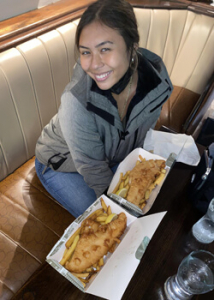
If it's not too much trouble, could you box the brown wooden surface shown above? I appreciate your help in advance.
[12,161,214,300]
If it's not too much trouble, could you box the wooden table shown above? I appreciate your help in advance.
[13,161,214,300]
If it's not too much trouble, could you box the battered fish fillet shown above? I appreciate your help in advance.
[126,159,165,206]
[65,212,127,273]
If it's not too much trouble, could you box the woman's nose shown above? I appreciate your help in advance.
[90,53,103,70]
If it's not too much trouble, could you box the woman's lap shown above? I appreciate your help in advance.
[35,158,97,217]
[35,158,118,218]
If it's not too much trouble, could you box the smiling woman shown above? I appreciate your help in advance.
[34,0,173,218]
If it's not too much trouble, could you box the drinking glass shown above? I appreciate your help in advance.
[164,250,214,300]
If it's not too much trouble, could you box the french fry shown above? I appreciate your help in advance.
[101,197,108,212]
[87,273,97,282]
[98,257,104,266]
[139,155,145,162]
[119,181,124,189]
[145,190,151,200]
[74,277,86,287]
[122,171,130,180]
[85,208,104,221]
[93,262,98,268]
[124,176,129,186]
[65,227,81,249]
[112,172,123,194]
[95,209,105,217]
[140,202,146,209]
[96,215,107,222]
[97,213,108,217]
[85,267,93,272]
[62,247,68,258]
[107,205,112,215]
[148,183,155,191]
[154,173,165,186]
[124,184,130,190]
[139,198,146,204]
[79,278,89,284]
[60,235,79,266]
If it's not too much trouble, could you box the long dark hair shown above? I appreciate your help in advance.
[75,0,139,54]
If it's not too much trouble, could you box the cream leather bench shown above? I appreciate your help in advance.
[0,5,213,299]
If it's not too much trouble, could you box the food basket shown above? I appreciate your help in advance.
[107,148,176,217]
[46,194,166,300]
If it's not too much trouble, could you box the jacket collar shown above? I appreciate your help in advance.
[71,48,171,132]
[90,49,162,103]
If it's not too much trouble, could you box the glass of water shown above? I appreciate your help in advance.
[164,250,214,300]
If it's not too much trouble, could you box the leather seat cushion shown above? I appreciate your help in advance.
[0,157,75,299]
[155,85,200,132]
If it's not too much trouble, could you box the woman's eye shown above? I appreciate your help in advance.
[101,48,110,53]
[80,51,90,56]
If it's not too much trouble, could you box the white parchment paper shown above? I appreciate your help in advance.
[143,129,200,166]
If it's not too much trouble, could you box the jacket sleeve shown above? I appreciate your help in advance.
[58,91,113,197]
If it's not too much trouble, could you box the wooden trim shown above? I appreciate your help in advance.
[129,0,188,9]
[129,0,214,16]
[0,9,84,52]
[0,0,96,52]
[0,0,213,52]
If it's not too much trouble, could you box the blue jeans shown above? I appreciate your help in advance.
[35,158,118,218]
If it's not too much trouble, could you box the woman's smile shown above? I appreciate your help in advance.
[79,21,130,90]
[94,71,112,82]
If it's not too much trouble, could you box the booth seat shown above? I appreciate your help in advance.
[0,4,213,299]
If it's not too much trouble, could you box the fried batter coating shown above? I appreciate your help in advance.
[126,159,165,206]
[65,213,127,273]
[80,219,100,234]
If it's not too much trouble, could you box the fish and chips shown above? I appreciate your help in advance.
[59,155,166,287]
[113,156,166,210]
[60,198,127,287]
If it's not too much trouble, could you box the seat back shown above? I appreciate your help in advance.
[0,21,78,181]
[0,8,213,181]
[135,8,214,133]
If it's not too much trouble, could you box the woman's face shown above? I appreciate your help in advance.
[79,21,130,90]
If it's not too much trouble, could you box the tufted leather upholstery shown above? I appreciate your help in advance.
[0,6,213,299]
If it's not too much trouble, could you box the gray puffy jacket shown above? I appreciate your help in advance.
[35,48,173,197]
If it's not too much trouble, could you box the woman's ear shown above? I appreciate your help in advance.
[130,43,138,60]
[134,43,139,51]
[130,46,138,70]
